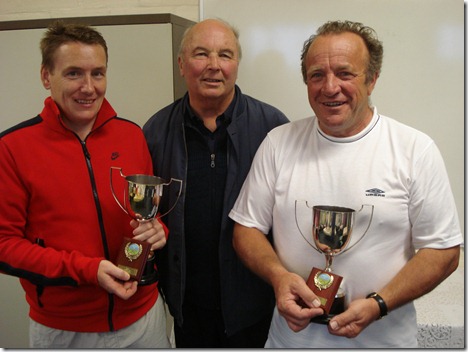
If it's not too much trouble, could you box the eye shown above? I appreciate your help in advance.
[65,70,81,79]
[219,51,234,60]
[193,51,208,58]
[308,72,324,82]
[92,70,106,78]
[336,71,356,80]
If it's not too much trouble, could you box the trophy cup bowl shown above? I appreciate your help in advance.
[313,205,354,271]
[110,167,182,285]
[121,174,164,221]
[295,202,373,324]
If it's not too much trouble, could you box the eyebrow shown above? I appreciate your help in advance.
[191,46,236,56]
[309,62,354,71]
[63,65,107,71]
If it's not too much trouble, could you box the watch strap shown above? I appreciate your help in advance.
[366,292,388,319]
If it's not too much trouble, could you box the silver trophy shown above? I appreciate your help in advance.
[295,202,373,324]
[110,167,182,285]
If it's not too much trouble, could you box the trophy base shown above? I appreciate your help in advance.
[306,267,343,314]
[116,237,151,282]
[138,254,159,286]
[310,292,345,325]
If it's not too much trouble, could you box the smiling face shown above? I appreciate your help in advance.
[40,42,107,139]
[304,32,378,137]
[178,19,240,111]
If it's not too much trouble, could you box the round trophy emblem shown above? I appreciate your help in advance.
[314,271,334,291]
[125,242,143,262]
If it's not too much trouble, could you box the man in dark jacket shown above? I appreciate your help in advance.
[143,18,289,348]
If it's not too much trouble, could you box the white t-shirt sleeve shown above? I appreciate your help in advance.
[229,135,277,235]
[409,141,463,249]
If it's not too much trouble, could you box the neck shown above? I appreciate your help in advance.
[189,92,234,132]
[60,116,94,141]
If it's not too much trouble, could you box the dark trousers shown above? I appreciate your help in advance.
[174,302,272,348]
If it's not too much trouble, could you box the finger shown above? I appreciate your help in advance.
[135,225,165,244]
[115,280,138,300]
[129,219,140,229]
[150,236,167,251]
[284,314,313,332]
[132,221,151,236]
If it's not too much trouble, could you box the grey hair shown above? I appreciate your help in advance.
[178,18,242,60]
[300,20,383,84]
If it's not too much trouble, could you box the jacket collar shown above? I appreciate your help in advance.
[40,96,117,136]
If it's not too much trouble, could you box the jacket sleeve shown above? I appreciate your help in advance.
[0,139,101,287]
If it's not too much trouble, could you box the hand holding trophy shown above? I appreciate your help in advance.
[295,202,374,324]
[110,167,182,285]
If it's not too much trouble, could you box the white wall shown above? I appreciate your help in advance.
[202,0,464,236]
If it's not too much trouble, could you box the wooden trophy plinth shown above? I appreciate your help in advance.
[115,237,151,282]
[306,267,344,324]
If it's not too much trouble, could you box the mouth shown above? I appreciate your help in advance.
[203,78,223,84]
[322,101,345,107]
[76,99,95,105]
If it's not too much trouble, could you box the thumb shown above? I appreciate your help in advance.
[107,263,131,281]
[295,279,322,309]
[329,308,354,331]
[115,268,131,281]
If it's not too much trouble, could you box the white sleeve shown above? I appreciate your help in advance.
[229,135,277,235]
[410,141,463,249]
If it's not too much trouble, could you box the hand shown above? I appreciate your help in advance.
[97,260,138,300]
[273,271,324,332]
[130,218,167,252]
[328,297,380,338]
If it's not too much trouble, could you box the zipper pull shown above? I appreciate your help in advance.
[210,154,215,168]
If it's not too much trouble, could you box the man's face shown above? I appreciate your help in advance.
[40,42,107,137]
[304,32,377,137]
[178,20,239,106]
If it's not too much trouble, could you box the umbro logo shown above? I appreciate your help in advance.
[111,152,120,160]
[365,188,385,197]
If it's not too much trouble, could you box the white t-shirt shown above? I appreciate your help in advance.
[229,107,462,348]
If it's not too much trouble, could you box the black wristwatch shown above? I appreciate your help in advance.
[366,292,388,319]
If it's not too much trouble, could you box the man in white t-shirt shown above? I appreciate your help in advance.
[229,20,462,348]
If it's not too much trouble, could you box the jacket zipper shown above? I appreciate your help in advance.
[80,139,115,332]
[210,153,215,168]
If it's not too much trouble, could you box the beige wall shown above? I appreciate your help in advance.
[0,2,199,348]
[203,0,464,238]
[0,0,199,22]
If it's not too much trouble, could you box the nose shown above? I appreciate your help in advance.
[80,74,95,93]
[207,54,220,70]
[321,74,340,96]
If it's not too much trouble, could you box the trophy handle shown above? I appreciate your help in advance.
[110,167,131,217]
[154,178,183,219]
[294,200,321,253]
[341,204,374,254]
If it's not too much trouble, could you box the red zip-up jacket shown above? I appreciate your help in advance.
[0,97,159,332]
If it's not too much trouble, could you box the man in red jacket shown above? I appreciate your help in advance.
[0,21,170,348]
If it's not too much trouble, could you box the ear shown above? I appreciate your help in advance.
[178,56,184,77]
[367,72,379,96]
[40,65,51,90]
